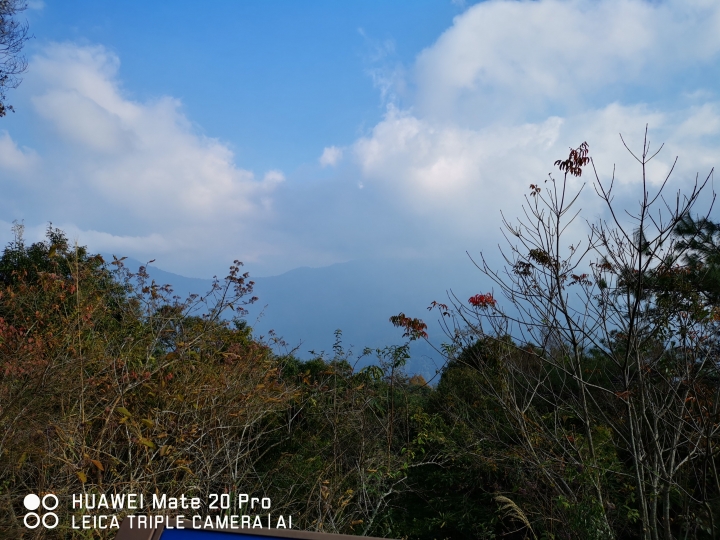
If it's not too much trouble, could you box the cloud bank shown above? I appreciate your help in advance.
[347,0,720,254]
[1,43,284,274]
[3,1,720,278]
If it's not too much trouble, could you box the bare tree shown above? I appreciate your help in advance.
[435,128,719,539]
[0,0,30,116]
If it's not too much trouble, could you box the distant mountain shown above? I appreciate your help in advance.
[100,254,487,381]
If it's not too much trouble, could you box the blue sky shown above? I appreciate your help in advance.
[23,0,462,173]
[2,0,720,280]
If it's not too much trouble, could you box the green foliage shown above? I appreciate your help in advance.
[0,226,293,537]
[0,227,470,539]
[672,213,720,304]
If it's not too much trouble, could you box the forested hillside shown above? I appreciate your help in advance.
[0,223,489,539]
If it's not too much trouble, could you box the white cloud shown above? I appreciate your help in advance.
[352,102,719,254]
[354,106,562,202]
[319,146,343,167]
[4,43,285,275]
[0,132,39,174]
[347,0,720,252]
[57,226,169,255]
[358,29,408,106]
[29,44,281,221]
[414,0,720,124]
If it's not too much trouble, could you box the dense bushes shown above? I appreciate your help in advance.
[0,225,299,538]
[0,227,472,539]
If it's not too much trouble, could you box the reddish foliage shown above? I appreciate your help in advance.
[554,141,590,177]
[427,300,450,317]
[569,273,592,286]
[389,312,428,340]
[468,293,497,309]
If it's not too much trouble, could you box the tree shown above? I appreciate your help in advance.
[0,0,30,116]
[432,129,719,539]
[0,226,290,537]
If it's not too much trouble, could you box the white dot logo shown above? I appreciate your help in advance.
[23,494,40,511]
[23,493,59,529]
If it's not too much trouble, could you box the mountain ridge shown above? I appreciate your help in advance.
[100,253,486,380]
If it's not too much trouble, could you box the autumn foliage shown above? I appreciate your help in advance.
[0,226,454,539]
[468,293,497,309]
[389,312,428,340]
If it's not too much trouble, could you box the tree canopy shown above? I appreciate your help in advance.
[0,0,29,116]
